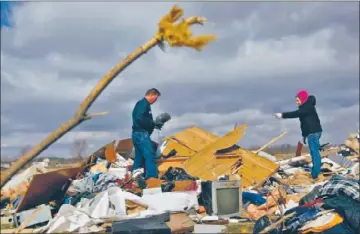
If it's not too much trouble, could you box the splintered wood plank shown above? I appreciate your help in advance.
[183,124,247,177]
[236,148,279,188]
[161,126,219,157]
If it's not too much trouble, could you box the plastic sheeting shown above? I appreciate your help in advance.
[142,191,199,212]
[36,187,198,233]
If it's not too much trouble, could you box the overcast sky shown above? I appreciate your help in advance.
[1,2,359,158]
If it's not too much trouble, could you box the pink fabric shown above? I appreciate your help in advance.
[297,90,309,105]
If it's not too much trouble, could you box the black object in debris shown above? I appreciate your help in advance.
[69,192,97,206]
[137,175,147,190]
[215,144,240,154]
[338,150,352,157]
[319,143,330,151]
[219,175,229,180]
[161,181,175,192]
[112,212,171,234]
[154,113,171,129]
[198,181,213,215]
[162,149,177,159]
[160,167,199,181]
[253,215,283,234]
[322,194,360,233]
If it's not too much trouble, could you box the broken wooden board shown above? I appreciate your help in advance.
[158,157,187,173]
[182,124,247,178]
[236,148,279,188]
[160,126,218,157]
[159,124,279,187]
[15,167,82,212]
[166,213,195,233]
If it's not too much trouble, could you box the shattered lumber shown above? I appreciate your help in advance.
[0,5,216,187]
[253,131,288,154]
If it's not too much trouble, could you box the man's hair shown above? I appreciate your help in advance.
[145,88,161,96]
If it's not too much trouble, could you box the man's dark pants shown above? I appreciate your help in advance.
[131,131,158,179]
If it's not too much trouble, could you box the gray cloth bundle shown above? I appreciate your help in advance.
[154,113,171,129]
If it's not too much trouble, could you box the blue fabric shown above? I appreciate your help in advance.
[132,98,155,135]
[307,132,322,179]
[132,131,158,179]
[12,196,23,209]
[322,222,355,234]
[92,173,102,183]
[242,192,266,206]
[284,206,317,216]
[285,207,320,231]
[64,196,72,204]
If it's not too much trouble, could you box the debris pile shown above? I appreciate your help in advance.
[1,125,359,234]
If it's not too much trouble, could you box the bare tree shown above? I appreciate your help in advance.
[72,139,88,162]
[280,144,291,155]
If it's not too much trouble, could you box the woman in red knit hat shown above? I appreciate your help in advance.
[275,90,323,179]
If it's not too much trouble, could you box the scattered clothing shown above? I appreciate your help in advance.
[322,194,360,233]
[160,167,199,181]
[285,207,320,231]
[69,172,119,195]
[253,215,282,234]
[299,212,344,233]
[242,192,266,206]
[301,198,324,208]
[299,185,322,206]
[319,175,359,201]
[321,221,355,234]
[327,153,355,168]
[65,192,97,206]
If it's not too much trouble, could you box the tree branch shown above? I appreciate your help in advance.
[1,5,215,187]
[83,111,109,120]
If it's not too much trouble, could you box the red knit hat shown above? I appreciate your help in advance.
[296,90,309,105]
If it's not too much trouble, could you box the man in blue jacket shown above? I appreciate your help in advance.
[131,88,163,179]
[275,90,323,179]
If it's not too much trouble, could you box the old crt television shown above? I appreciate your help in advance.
[199,180,242,218]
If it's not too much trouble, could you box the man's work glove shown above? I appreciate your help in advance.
[303,137,307,145]
[274,113,283,119]
[154,122,164,130]
[154,113,171,130]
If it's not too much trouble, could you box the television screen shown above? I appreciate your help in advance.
[216,188,240,215]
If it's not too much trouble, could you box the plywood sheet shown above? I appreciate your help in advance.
[161,126,218,157]
[192,157,241,180]
[160,139,197,157]
[236,148,279,188]
[183,124,247,176]
[172,126,218,150]
[158,158,187,174]
[16,167,82,212]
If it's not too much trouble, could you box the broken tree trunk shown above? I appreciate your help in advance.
[1,5,216,187]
